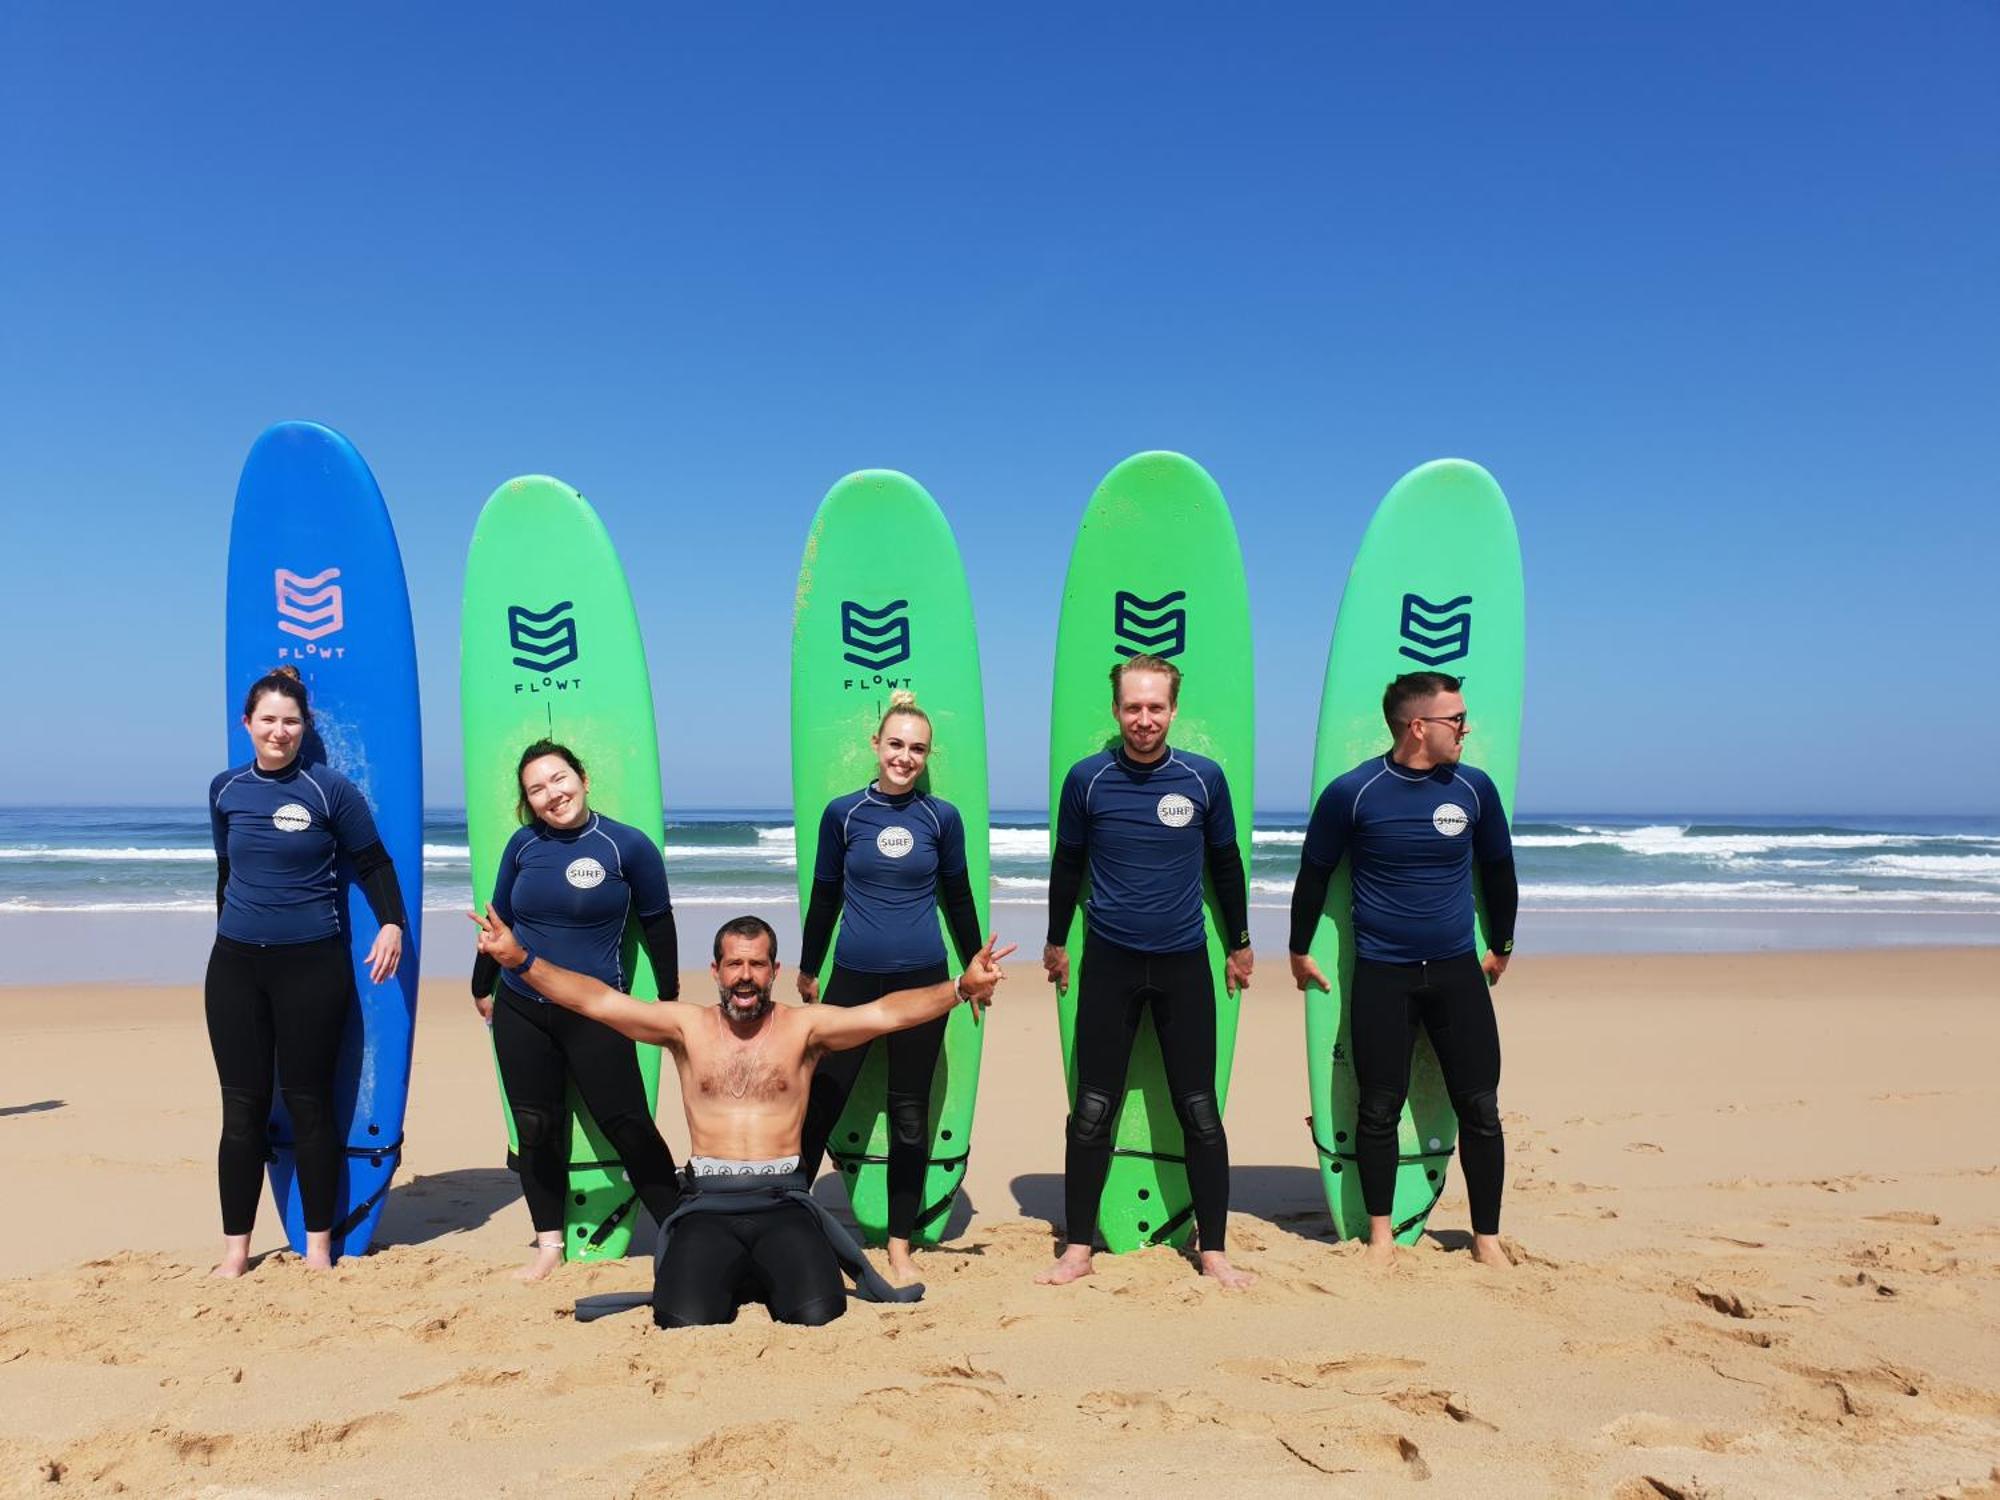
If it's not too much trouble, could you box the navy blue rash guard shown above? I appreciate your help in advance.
[1294,755,1515,964]
[210,760,389,945]
[808,787,968,975]
[1052,746,1241,955]
[491,813,671,1003]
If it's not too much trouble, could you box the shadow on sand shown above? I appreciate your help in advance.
[1009,1162,1337,1241]
[1,1099,65,1118]
[371,1167,523,1249]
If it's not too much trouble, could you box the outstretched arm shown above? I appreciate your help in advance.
[809,937,1017,1053]
[469,906,685,1047]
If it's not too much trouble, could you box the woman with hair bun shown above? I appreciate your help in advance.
[795,689,984,1284]
[472,739,684,1280]
[206,667,407,1276]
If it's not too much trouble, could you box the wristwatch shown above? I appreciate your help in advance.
[505,946,538,977]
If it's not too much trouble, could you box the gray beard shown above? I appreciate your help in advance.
[718,981,773,1023]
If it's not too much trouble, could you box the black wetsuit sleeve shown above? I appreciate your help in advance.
[1046,840,1086,949]
[1479,856,1519,955]
[640,907,681,998]
[350,841,409,930]
[471,951,500,1000]
[799,875,843,978]
[1206,840,1252,953]
[937,865,983,968]
[1289,855,1334,956]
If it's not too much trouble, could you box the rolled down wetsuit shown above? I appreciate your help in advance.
[207,758,408,1238]
[1047,745,1251,1253]
[471,812,684,1237]
[571,1159,925,1328]
[1287,755,1519,1236]
[795,785,983,1238]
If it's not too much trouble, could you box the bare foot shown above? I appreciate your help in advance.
[302,1230,335,1271]
[884,1238,920,1288]
[1035,1245,1094,1286]
[1198,1250,1256,1290]
[514,1239,565,1282]
[211,1235,252,1278]
[1469,1233,1512,1269]
[1364,1235,1398,1268]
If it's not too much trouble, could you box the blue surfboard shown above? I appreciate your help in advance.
[225,422,423,1260]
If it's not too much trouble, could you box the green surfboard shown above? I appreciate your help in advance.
[1304,459,1523,1243]
[790,470,991,1247]
[460,476,666,1262]
[1048,452,1254,1253]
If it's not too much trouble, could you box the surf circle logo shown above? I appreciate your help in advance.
[508,601,583,697]
[274,567,347,661]
[272,803,312,833]
[565,857,607,889]
[1156,793,1195,828]
[1113,589,1187,660]
[876,826,915,859]
[1432,803,1470,837]
[1398,593,1473,666]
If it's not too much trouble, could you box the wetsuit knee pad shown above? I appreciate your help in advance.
[1355,1088,1406,1137]
[1453,1088,1503,1139]
[1067,1087,1118,1147]
[511,1106,558,1153]
[773,1293,846,1328]
[219,1088,270,1144]
[281,1089,332,1137]
[1173,1089,1225,1146]
[886,1093,928,1150]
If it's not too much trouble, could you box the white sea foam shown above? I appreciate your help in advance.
[0,846,215,862]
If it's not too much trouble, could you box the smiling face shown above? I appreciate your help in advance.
[1113,668,1179,762]
[519,753,591,829]
[872,711,932,795]
[243,690,306,770]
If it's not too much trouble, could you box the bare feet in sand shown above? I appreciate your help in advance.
[302,1230,335,1272]
[884,1238,920,1288]
[515,1237,566,1282]
[1364,1225,1399,1268]
[1035,1245,1094,1286]
[1198,1250,1256,1290]
[1469,1233,1512,1269]
[211,1235,252,1279]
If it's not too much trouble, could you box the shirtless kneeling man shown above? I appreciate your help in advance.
[472,907,1012,1326]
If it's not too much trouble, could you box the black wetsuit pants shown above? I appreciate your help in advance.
[1350,952,1505,1236]
[492,984,681,1235]
[797,961,950,1240]
[1065,932,1231,1252]
[204,935,350,1237]
[652,1203,846,1327]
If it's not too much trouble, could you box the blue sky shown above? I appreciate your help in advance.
[2,3,1994,814]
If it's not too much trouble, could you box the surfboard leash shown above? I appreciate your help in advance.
[826,1146,971,1237]
[328,1135,404,1241]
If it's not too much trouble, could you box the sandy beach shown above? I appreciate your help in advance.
[2,948,1997,1497]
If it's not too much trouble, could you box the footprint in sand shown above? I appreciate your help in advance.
[1601,1411,1739,1453]
[1384,1386,1498,1431]
[1276,1427,1431,1480]
[1681,1282,1758,1319]
[1221,1354,1426,1392]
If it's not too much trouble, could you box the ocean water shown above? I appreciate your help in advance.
[5,806,1998,923]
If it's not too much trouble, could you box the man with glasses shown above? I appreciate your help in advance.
[1288,671,1519,1268]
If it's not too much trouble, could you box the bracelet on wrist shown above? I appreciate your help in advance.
[505,946,537,977]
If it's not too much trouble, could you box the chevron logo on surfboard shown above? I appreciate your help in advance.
[1112,589,1187,659]
[508,601,580,671]
[840,599,911,670]
[275,568,344,641]
[1397,592,1472,666]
